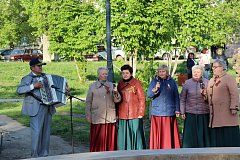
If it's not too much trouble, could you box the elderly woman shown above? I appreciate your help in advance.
[207,59,240,147]
[147,65,180,149]
[117,64,146,150]
[86,67,121,152]
[180,65,210,148]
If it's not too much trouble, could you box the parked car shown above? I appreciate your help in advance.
[97,45,125,61]
[154,47,183,60]
[0,49,7,54]
[84,54,101,61]
[9,48,43,61]
[0,49,13,61]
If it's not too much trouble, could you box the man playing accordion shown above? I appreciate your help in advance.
[17,58,68,157]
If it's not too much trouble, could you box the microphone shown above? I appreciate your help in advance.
[113,83,118,88]
[51,85,60,89]
[199,79,205,89]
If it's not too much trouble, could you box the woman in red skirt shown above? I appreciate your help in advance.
[147,65,181,149]
[86,67,121,152]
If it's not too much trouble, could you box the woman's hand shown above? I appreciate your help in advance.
[113,86,118,94]
[231,109,238,115]
[86,115,91,123]
[181,114,186,119]
[152,82,160,93]
[200,88,208,101]
[200,88,207,95]
[175,111,180,117]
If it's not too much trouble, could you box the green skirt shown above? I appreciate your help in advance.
[182,113,211,148]
[210,126,240,147]
[118,118,146,150]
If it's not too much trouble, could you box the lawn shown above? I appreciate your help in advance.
[0,60,177,147]
[0,61,126,146]
[0,60,238,148]
[0,61,125,99]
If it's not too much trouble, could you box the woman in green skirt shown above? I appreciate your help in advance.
[117,65,146,150]
[207,59,240,147]
[180,65,211,147]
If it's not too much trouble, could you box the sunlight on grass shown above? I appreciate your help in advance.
[0,101,90,145]
[0,60,238,147]
[0,61,125,99]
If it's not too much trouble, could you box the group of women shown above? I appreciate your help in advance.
[86,59,240,152]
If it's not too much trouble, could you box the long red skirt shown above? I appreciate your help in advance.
[90,123,117,152]
[150,116,180,149]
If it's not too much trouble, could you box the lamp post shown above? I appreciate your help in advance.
[106,0,114,82]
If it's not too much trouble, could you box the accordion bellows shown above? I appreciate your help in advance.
[38,74,67,107]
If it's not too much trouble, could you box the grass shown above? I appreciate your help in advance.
[0,102,29,126]
[0,60,132,147]
[0,101,90,145]
[0,60,238,148]
[0,61,125,99]
[0,61,122,146]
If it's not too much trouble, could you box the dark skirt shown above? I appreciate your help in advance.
[118,118,146,150]
[182,113,211,148]
[150,116,180,149]
[210,126,240,147]
[90,123,117,152]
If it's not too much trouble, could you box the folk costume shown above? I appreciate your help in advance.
[117,76,146,150]
[147,76,181,149]
[180,78,211,148]
[207,73,240,147]
[86,80,121,152]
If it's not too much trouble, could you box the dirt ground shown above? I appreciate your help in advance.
[0,115,88,160]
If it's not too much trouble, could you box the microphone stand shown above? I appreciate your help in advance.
[52,86,85,154]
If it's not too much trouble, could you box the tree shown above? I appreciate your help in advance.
[47,0,105,58]
[21,0,106,61]
[0,0,35,48]
[111,0,156,76]
[20,0,55,61]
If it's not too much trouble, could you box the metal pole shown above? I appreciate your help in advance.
[70,97,74,153]
[106,0,114,82]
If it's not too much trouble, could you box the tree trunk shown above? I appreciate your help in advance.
[171,56,179,77]
[167,54,172,75]
[41,34,51,62]
[74,57,82,82]
[129,49,138,77]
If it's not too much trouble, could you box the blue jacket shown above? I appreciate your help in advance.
[147,76,180,116]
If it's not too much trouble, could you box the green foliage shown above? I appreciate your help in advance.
[175,61,187,74]
[0,0,36,48]
[1,0,240,62]
[0,61,124,98]
[20,0,105,57]
[135,60,159,90]
[144,0,177,53]
[175,0,240,48]
[47,1,105,57]
[112,0,240,56]
[112,0,144,49]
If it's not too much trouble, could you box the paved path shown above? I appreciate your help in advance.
[0,115,88,160]
[0,99,23,103]
[0,98,85,103]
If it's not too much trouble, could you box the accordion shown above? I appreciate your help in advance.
[38,74,67,107]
